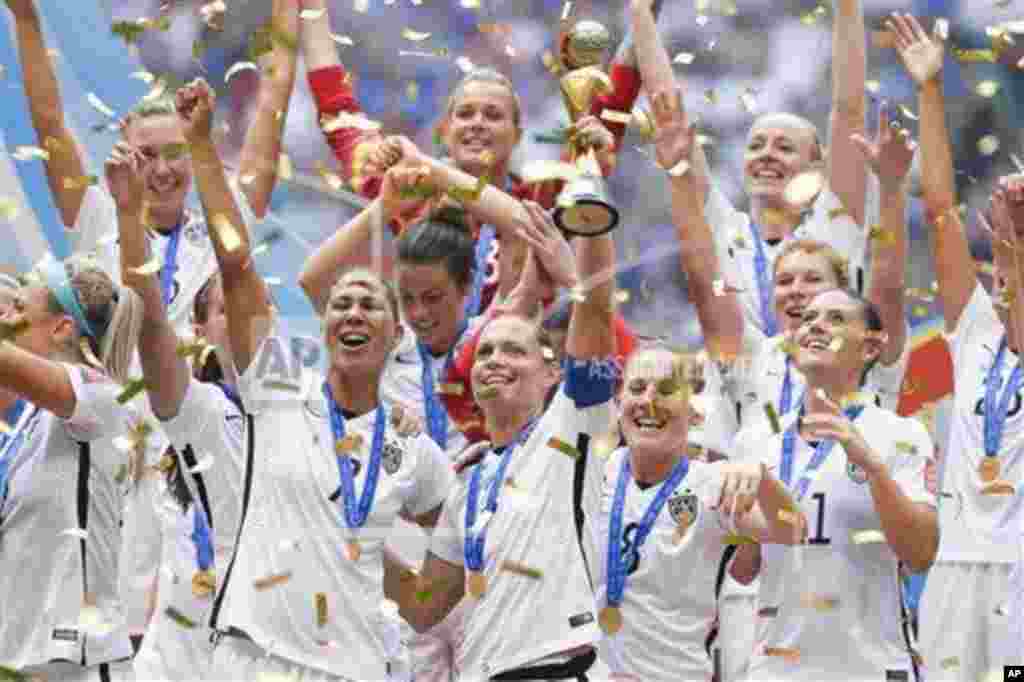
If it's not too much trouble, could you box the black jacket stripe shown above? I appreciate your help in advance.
[181,445,214,529]
[897,564,922,682]
[76,442,90,665]
[209,414,255,629]
[572,433,593,592]
[705,544,738,657]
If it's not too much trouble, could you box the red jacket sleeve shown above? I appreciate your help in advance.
[307,65,385,200]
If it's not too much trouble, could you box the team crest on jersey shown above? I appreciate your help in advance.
[847,462,869,484]
[183,220,209,246]
[382,439,404,475]
[667,490,699,524]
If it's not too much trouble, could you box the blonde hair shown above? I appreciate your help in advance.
[773,238,849,289]
[328,267,400,322]
[443,68,522,128]
[47,261,143,383]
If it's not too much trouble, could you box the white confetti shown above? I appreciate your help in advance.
[978,135,1000,156]
[673,52,695,65]
[187,455,214,474]
[299,8,326,20]
[87,93,116,118]
[61,527,89,540]
[331,34,354,46]
[12,146,50,162]
[225,61,258,83]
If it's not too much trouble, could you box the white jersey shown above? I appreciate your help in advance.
[735,404,934,681]
[1011,513,1024,654]
[67,181,257,339]
[214,334,453,680]
[133,502,215,682]
[706,179,871,336]
[0,365,135,668]
[430,357,615,680]
[588,450,734,681]
[712,318,909,440]
[939,284,1024,564]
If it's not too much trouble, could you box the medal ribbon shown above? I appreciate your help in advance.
[0,401,32,521]
[982,336,1024,459]
[779,356,799,416]
[780,403,866,501]
[605,453,690,608]
[322,383,387,529]
[417,319,469,450]
[159,218,185,307]
[191,503,214,571]
[464,418,539,572]
[464,225,495,319]
[748,221,779,337]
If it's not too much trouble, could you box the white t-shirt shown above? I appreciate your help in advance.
[940,284,1024,564]
[430,357,615,680]
[712,318,910,441]
[0,365,135,668]
[215,334,453,680]
[735,404,934,681]
[588,450,734,680]
[67,181,257,339]
[706,180,870,337]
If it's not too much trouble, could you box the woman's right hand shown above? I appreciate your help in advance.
[380,164,434,226]
[104,142,145,214]
[888,13,945,87]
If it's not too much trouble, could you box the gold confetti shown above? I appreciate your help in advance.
[778,509,800,526]
[723,533,758,545]
[897,104,918,121]
[784,170,824,206]
[12,146,50,162]
[335,434,364,454]
[321,111,381,134]
[299,8,327,20]
[192,568,216,597]
[978,135,1000,156]
[402,28,432,42]
[893,441,918,455]
[800,5,827,25]
[547,437,581,459]
[800,594,839,611]
[62,175,99,190]
[976,80,1001,98]
[940,656,960,670]
[851,529,886,544]
[762,207,789,225]
[212,214,242,252]
[500,560,543,580]
[765,646,801,662]
[476,385,499,400]
[130,257,162,277]
[953,48,996,63]
[406,81,419,103]
[87,93,116,118]
[764,403,781,434]
[315,593,328,627]
[673,52,696,65]
[277,153,294,181]
[254,572,293,591]
[438,382,464,396]
[461,0,481,7]
[164,606,197,629]
[0,197,19,221]
[117,378,148,405]
[703,89,717,105]
[865,80,881,94]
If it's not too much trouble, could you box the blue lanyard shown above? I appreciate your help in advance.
[464,418,538,572]
[322,383,387,529]
[417,319,469,450]
[779,356,798,416]
[983,336,1024,458]
[0,403,39,520]
[465,225,495,319]
[780,402,866,501]
[160,219,184,307]
[191,504,214,571]
[214,382,243,414]
[605,453,689,608]
[748,221,779,337]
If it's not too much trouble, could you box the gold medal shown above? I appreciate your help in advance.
[979,457,1000,482]
[672,510,693,545]
[598,605,623,635]
[982,480,1016,496]
[191,569,216,598]
[335,434,363,454]
[467,570,487,599]
[345,538,361,562]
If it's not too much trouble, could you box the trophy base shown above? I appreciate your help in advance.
[554,201,619,236]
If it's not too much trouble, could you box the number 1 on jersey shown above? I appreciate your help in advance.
[808,492,830,545]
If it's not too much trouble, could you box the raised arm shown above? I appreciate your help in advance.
[629,0,710,199]
[6,0,88,227]
[105,139,189,419]
[851,105,913,365]
[826,0,868,226]
[179,80,270,373]
[890,13,972,331]
[653,88,744,363]
[562,214,616,360]
[236,0,299,219]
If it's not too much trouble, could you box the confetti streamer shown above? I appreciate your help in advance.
[300,8,327,20]
[335,434,363,454]
[117,378,148,405]
[12,146,50,162]
[764,403,781,434]
[130,257,162,276]
[723,533,758,545]
[212,215,242,252]
[164,606,197,629]
[254,572,293,591]
[500,560,543,580]
[60,527,89,540]
[476,386,499,400]
[893,441,918,455]
[402,29,432,42]
[0,198,19,221]
[800,594,839,611]
[547,437,581,459]
[673,52,696,65]
[851,529,886,544]
[315,593,328,627]
[87,93,116,118]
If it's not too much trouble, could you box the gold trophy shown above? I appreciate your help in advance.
[552,20,620,237]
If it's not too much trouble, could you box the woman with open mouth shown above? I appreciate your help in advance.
[0,258,142,682]
[732,287,937,682]
[203,154,455,680]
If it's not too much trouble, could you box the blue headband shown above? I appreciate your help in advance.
[41,258,98,341]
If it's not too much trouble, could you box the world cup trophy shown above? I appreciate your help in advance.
[552,20,620,237]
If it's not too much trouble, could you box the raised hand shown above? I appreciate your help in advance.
[802,391,881,477]
[718,462,764,517]
[650,88,696,178]
[175,78,216,144]
[104,141,145,213]
[515,201,579,290]
[379,164,434,228]
[888,13,945,87]
[996,174,1024,239]
[850,104,915,191]
[4,0,38,19]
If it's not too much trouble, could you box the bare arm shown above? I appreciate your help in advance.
[890,13,972,331]
[106,142,190,419]
[0,343,76,418]
[6,0,88,227]
[562,217,616,360]
[826,0,868,226]
[297,0,340,71]
[399,551,465,633]
[236,0,298,219]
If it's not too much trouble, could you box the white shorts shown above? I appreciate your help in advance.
[919,561,1016,682]
[411,597,471,682]
[19,659,134,682]
[210,635,409,682]
[716,592,758,682]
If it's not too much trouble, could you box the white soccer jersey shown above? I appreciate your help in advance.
[0,365,135,669]
[735,404,935,681]
[706,179,871,336]
[213,334,453,680]
[586,449,735,681]
[939,284,1024,564]
[133,502,216,682]
[712,318,909,441]
[1011,514,1024,655]
[430,357,615,680]
[66,181,257,339]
